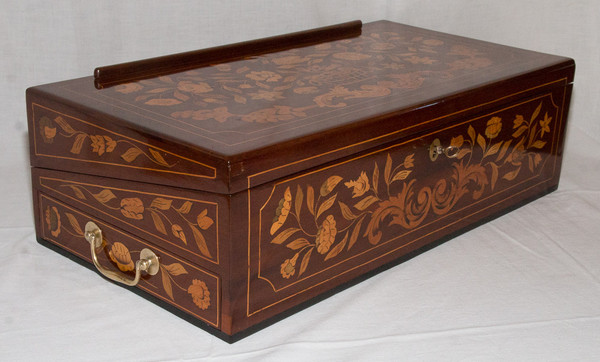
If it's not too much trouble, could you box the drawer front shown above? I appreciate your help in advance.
[33,168,224,268]
[38,193,220,328]
[242,90,568,325]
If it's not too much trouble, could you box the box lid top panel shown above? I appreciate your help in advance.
[28,20,574,193]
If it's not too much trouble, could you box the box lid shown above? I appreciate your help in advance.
[27,20,574,194]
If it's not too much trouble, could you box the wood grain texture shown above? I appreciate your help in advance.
[32,168,226,268]
[229,83,572,334]
[28,20,575,341]
[37,193,221,328]
[27,20,574,194]
[94,20,363,87]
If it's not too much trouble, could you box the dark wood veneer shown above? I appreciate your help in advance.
[27,20,574,342]
[94,20,363,88]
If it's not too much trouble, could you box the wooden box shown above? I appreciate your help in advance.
[27,20,575,342]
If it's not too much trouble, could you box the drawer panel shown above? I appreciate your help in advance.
[38,192,220,328]
[33,168,225,268]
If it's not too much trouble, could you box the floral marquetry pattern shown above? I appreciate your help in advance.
[259,98,556,286]
[187,279,211,310]
[40,178,218,263]
[41,207,209,304]
[40,196,219,326]
[107,30,495,129]
[37,114,176,167]
[32,104,217,181]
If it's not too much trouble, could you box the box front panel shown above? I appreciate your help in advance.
[238,81,571,333]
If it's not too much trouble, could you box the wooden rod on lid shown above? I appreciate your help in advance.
[94,20,362,89]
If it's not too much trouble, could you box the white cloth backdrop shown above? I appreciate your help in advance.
[2,1,599,360]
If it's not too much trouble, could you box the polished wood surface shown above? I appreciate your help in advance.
[37,193,221,328]
[32,167,226,269]
[28,20,575,341]
[94,20,362,88]
[27,20,574,194]
[231,82,573,334]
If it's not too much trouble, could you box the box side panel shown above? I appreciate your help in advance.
[31,168,236,338]
[228,79,572,336]
[26,87,229,194]
[34,190,222,331]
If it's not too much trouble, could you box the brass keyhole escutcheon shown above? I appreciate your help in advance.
[429,138,442,161]
[429,138,459,161]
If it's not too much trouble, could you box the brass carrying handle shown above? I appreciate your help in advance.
[429,138,459,161]
[84,221,159,286]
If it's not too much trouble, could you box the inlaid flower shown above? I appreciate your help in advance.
[270,187,292,235]
[370,42,395,51]
[90,135,117,155]
[453,163,488,200]
[214,63,231,72]
[540,113,552,137]
[246,71,281,82]
[485,117,502,139]
[242,106,301,123]
[90,135,106,155]
[313,85,353,108]
[115,83,143,94]
[506,142,526,166]
[513,115,525,129]
[180,106,233,123]
[39,116,57,144]
[120,198,144,220]
[171,224,186,244]
[197,209,214,230]
[345,172,370,198]
[390,73,424,90]
[449,57,493,71]
[450,135,464,149]
[272,55,310,66]
[321,175,343,196]
[422,39,444,46]
[315,43,331,50]
[145,99,182,106]
[376,80,396,88]
[45,206,61,237]
[249,90,284,101]
[188,279,210,310]
[404,56,436,65]
[403,153,415,169]
[382,62,404,70]
[332,52,371,61]
[104,136,117,153]
[293,86,319,94]
[448,45,481,57]
[315,215,337,254]
[108,242,135,272]
[280,253,299,279]
[177,81,213,94]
